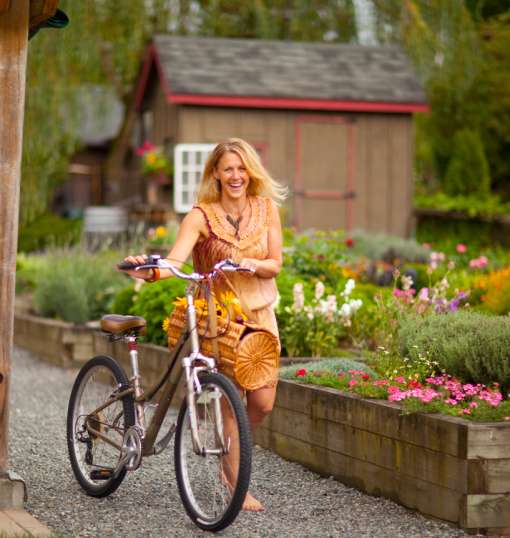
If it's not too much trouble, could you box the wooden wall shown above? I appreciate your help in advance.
[176,106,414,236]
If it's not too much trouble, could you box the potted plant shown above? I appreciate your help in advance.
[136,141,172,205]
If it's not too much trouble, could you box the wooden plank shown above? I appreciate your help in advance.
[0,0,10,14]
[29,0,58,28]
[4,509,51,536]
[0,0,29,473]
[203,107,241,141]
[275,381,469,458]
[468,459,510,494]
[468,424,510,459]
[265,405,467,491]
[366,115,389,232]
[0,511,24,535]
[351,115,368,231]
[178,107,204,141]
[465,494,510,529]
[388,116,411,236]
[265,429,462,524]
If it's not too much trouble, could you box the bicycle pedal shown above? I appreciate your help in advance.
[89,469,113,480]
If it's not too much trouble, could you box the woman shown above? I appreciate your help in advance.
[123,138,287,511]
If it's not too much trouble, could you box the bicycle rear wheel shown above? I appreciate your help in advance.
[174,372,251,532]
[67,355,135,497]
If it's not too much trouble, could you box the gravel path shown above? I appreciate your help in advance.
[9,347,474,538]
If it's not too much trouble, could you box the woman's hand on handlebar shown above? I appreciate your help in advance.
[238,258,258,275]
[118,254,153,280]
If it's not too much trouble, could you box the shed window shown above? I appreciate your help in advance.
[173,144,216,213]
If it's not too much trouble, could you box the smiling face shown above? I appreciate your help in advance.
[215,151,250,201]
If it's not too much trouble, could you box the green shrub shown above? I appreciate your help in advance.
[18,213,82,253]
[127,277,187,346]
[443,129,491,198]
[280,357,375,379]
[111,283,137,315]
[33,249,126,323]
[398,311,510,392]
[283,228,347,286]
[349,230,429,264]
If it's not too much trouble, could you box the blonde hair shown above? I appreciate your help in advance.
[196,138,287,205]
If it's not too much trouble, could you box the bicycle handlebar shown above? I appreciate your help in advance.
[117,255,253,282]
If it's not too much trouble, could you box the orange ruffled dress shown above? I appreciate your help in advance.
[193,196,280,390]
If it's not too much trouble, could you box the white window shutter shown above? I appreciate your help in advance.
[173,144,216,213]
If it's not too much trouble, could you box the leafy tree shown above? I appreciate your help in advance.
[443,129,491,197]
[22,1,173,226]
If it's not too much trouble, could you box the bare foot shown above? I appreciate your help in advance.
[242,492,264,512]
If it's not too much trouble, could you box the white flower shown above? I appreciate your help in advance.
[292,283,305,312]
[348,299,363,313]
[401,275,414,291]
[315,281,325,300]
[339,303,352,318]
[341,278,356,298]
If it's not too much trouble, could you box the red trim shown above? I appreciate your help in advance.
[293,115,356,230]
[168,93,428,113]
[135,43,173,112]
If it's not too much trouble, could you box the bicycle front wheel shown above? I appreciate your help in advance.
[174,372,251,532]
[67,355,135,498]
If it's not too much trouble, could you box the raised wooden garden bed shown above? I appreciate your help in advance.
[254,380,510,535]
[14,312,94,368]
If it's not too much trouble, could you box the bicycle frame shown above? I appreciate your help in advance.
[84,277,226,463]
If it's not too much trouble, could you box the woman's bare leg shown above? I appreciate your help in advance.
[220,384,277,512]
[242,385,277,511]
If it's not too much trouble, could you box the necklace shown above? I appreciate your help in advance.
[223,199,249,240]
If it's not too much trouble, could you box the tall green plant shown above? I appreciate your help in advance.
[443,129,491,197]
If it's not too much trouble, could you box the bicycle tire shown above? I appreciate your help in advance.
[174,372,252,532]
[67,355,135,498]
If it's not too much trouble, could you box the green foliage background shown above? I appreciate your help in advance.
[23,0,510,229]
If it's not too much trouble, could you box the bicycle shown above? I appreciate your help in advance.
[66,257,253,532]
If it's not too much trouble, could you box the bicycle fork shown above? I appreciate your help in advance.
[183,293,229,456]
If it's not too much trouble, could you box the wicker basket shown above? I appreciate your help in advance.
[167,304,279,390]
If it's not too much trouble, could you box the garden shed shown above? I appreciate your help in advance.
[106,35,427,235]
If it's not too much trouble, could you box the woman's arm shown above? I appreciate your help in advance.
[122,208,207,280]
[240,199,282,278]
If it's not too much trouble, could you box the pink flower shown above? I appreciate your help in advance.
[362,374,370,381]
[136,141,156,156]
[394,376,405,384]
[445,398,458,405]
[296,368,307,377]
[469,256,489,269]
[469,402,478,408]
[388,389,407,402]
[456,244,467,253]
[348,379,358,387]
[418,287,429,301]
[462,409,471,415]
[373,379,389,386]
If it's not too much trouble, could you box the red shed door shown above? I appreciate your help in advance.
[293,116,355,231]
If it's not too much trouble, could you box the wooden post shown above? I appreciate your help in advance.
[0,0,29,475]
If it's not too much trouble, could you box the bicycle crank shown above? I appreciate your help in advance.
[116,426,142,474]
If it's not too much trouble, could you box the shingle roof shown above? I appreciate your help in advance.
[153,35,426,104]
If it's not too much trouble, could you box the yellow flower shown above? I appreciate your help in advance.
[145,152,157,165]
[173,297,187,309]
[218,291,247,321]
[162,317,171,333]
[155,226,167,238]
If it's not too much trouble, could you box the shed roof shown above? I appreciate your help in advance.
[137,35,427,113]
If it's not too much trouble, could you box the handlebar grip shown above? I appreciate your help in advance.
[117,261,139,270]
